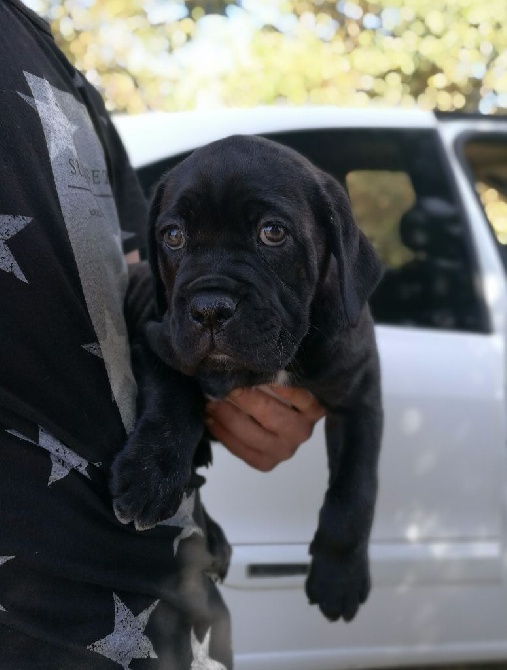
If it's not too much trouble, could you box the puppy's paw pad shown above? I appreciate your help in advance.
[305,550,370,622]
[111,453,190,530]
[113,502,134,525]
[134,518,157,532]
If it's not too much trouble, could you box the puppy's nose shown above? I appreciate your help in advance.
[189,292,237,329]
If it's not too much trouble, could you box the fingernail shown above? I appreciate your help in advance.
[229,388,243,399]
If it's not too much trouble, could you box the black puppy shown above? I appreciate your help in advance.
[111,135,383,623]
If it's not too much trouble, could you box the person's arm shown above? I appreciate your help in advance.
[125,250,140,265]
[205,386,325,471]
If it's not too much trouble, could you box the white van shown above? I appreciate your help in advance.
[114,107,507,670]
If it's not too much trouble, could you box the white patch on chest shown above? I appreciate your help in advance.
[273,369,291,386]
[255,370,293,407]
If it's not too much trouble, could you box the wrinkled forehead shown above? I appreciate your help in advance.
[158,136,316,219]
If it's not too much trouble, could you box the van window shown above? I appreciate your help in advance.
[462,137,507,254]
[346,170,416,268]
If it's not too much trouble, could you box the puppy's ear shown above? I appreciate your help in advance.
[316,171,383,327]
[147,180,168,315]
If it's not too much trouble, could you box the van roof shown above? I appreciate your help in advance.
[113,106,437,168]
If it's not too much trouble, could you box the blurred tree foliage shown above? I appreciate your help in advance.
[30,0,507,114]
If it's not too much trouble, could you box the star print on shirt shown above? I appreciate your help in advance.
[190,628,227,670]
[0,556,15,611]
[6,427,100,485]
[82,341,103,358]
[19,75,79,161]
[157,491,204,555]
[87,593,159,669]
[0,214,32,283]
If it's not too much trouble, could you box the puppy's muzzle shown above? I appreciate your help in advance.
[189,291,238,331]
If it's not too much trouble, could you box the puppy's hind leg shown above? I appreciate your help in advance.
[306,401,382,622]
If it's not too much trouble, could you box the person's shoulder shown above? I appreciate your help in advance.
[3,0,52,36]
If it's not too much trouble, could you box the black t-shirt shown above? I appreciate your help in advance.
[0,3,232,668]
[0,0,147,464]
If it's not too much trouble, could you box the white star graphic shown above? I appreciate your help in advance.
[6,427,99,486]
[0,215,32,283]
[19,74,79,161]
[87,593,159,669]
[82,341,103,359]
[0,556,15,612]
[39,427,98,485]
[157,491,203,555]
[191,628,227,670]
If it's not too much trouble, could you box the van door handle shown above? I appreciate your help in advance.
[247,563,309,578]
[223,546,311,590]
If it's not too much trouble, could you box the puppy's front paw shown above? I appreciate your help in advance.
[110,439,190,531]
[305,547,370,622]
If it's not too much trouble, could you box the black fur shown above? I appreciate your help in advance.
[111,135,383,622]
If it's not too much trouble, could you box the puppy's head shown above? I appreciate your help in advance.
[148,135,381,396]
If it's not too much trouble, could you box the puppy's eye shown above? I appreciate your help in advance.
[259,222,287,247]
[163,225,185,250]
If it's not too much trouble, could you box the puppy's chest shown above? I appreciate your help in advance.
[273,370,291,386]
[255,370,295,406]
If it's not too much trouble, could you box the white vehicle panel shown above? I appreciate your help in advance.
[113,106,436,170]
[374,326,505,541]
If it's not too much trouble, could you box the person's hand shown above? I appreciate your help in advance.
[205,386,325,472]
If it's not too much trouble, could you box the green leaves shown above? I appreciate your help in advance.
[36,0,507,114]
